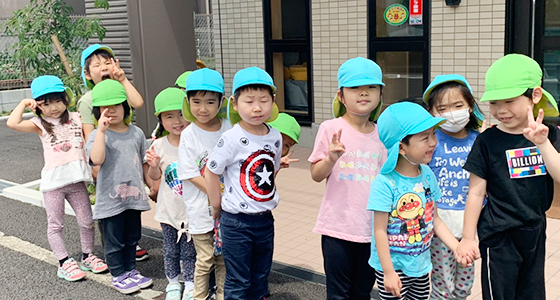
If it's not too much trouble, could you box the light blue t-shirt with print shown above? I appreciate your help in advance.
[367,164,442,277]
[428,129,479,211]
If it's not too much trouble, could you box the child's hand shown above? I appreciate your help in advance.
[22,98,38,110]
[480,119,493,133]
[280,151,300,169]
[523,106,548,146]
[383,270,402,298]
[454,238,480,267]
[212,206,222,220]
[111,58,126,83]
[145,147,161,168]
[328,129,345,162]
[97,108,113,133]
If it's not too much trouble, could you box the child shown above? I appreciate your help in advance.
[146,87,197,300]
[178,68,230,300]
[86,79,152,294]
[269,112,301,168]
[369,102,464,300]
[308,57,386,299]
[78,43,149,262]
[174,71,193,90]
[423,74,483,300]
[205,66,281,300]
[6,75,108,281]
[455,54,560,300]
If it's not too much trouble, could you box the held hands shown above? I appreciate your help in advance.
[145,146,161,168]
[454,238,480,267]
[280,151,300,169]
[384,270,403,298]
[111,58,126,83]
[523,106,548,146]
[97,108,113,133]
[328,129,345,162]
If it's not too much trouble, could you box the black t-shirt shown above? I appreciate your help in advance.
[463,125,560,241]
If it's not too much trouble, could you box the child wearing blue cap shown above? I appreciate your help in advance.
[368,102,467,300]
[308,57,386,299]
[7,75,108,282]
[205,66,282,300]
[423,74,483,299]
[177,68,230,300]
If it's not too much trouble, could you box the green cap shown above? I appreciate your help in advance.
[175,71,193,89]
[91,79,127,107]
[481,54,559,117]
[268,113,301,143]
[154,87,186,116]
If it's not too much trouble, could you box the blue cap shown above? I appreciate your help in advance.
[31,75,75,105]
[80,44,115,90]
[232,66,277,95]
[338,57,385,89]
[186,68,225,94]
[377,102,445,174]
[423,74,484,122]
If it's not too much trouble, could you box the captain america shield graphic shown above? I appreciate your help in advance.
[240,149,276,202]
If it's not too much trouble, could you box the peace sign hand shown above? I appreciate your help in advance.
[523,106,548,146]
[111,58,126,83]
[98,108,113,133]
[280,151,300,169]
[328,129,345,161]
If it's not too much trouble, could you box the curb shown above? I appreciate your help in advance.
[0,112,33,121]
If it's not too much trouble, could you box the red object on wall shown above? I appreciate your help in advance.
[409,0,422,25]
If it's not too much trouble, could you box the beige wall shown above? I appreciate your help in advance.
[430,0,506,119]
[213,0,266,97]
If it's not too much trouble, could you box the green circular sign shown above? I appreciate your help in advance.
[384,4,408,26]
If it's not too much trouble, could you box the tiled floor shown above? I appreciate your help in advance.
[141,145,560,299]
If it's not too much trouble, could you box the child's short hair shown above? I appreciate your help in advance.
[232,84,274,102]
[92,100,131,122]
[186,90,223,102]
[84,50,113,75]
[80,44,115,90]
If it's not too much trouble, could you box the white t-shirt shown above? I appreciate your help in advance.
[207,124,282,214]
[178,120,232,234]
[152,136,189,231]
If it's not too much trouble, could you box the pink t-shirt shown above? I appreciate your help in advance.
[308,117,387,243]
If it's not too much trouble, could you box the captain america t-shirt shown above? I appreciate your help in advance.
[207,123,282,214]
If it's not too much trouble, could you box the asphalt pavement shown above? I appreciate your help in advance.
[0,121,330,300]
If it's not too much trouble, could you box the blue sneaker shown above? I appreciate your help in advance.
[165,282,183,300]
[128,269,153,289]
[112,273,140,294]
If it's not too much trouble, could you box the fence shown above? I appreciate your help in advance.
[194,13,215,69]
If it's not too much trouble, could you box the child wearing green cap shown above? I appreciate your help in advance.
[86,79,153,295]
[177,68,230,300]
[205,66,282,300]
[423,74,483,300]
[145,87,196,300]
[7,75,108,282]
[368,101,463,300]
[269,113,301,168]
[455,54,560,300]
[308,57,387,299]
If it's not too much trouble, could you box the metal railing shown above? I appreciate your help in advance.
[194,13,215,69]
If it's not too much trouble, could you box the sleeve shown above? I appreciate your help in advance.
[367,176,394,212]
[207,133,232,175]
[548,124,560,151]
[308,122,330,163]
[463,132,488,180]
[85,129,98,166]
[140,128,149,163]
[76,94,94,125]
[274,130,282,171]
[177,130,204,180]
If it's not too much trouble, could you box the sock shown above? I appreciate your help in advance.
[82,253,89,260]
[167,275,180,284]
[59,257,69,267]
[184,281,194,291]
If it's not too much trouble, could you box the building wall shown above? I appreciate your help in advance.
[311,0,369,124]
[213,0,266,96]
[430,0,506,119]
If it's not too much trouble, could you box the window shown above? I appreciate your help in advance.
[263,0,312,124]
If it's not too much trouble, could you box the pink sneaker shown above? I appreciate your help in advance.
[80,254,108,273]
[57,258,86,281]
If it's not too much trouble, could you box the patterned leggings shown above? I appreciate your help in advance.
[430,236,474,300]
[161,223,196,282]
[43,182,94,261]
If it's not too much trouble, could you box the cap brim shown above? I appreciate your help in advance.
[339,78,385,89]
[227,98,279,125]
[332,94,382,121]
[480,87,527,102]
